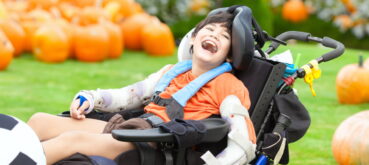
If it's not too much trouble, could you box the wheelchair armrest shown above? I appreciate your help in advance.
[112,118,229,143]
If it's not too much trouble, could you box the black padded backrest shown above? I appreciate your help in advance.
[235,57,286,134]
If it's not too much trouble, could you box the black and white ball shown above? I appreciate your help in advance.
[0,114,46,165]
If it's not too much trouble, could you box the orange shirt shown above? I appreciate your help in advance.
[144,70,251,122]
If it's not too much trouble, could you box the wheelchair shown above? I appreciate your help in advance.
[58,5,345,165]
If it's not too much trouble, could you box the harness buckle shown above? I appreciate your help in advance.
[151,92,162,104]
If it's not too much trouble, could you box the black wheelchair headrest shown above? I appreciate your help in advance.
[208,5,263,70]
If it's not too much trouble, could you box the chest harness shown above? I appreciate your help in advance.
[149,60,232,121]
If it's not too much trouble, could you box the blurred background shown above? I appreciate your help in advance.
[0,0,369,164]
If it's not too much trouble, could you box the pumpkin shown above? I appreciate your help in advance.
[54,18,74,56]
[336,56,369,104]
[0,30,14,70]
[189,0,210,14]
[332,110,369,165]
[28,0,59,10]
[32,23,69,63]
[0,19,26,56]
[334,15,354,30]
[3,0,30,16]
[119,13,152,50]
[103,1,121,21]
[142,20,175,56]
[103,0,143,19]
[74,24,109,62]
[20,9,52,52]
[101,20,123,58]
[60,0,96,8]
[58,3,79,21]
[282,0,309,23]
[0,0,8,19]
[48,6,62,18]
[341,0,356,13]
[76,7,108,26]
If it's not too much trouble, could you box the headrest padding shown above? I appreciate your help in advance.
[208,6,255,70]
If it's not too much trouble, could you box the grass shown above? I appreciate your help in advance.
[1,43,368,164]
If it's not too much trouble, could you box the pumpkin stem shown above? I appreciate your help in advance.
[359,55,363,67]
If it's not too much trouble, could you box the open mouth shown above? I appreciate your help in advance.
[201,40,218,53]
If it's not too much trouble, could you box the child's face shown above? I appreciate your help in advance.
[191,23,231,67]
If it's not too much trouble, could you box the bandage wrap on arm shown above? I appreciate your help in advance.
[73,65,172,114]
[201,95,256,165]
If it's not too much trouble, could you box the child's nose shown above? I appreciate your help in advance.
[209,34,219,41]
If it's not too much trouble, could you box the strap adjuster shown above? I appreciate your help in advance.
[150,91,163,104]
[150,91,172,106]
[146,115,164,127]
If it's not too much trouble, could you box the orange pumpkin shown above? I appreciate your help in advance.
[3,0,30,16]
[20,9,52,52]
[74,24,109,62]
[28,0,59,10]
[189,0,210,13]
[142,20,175,56]
[103,1,121,21]
[58,3,79,21]
[60,0,96,8]
[120,13,152,50]
[336,56,369,104]
[101,20,123,58]
[76,7,108,26]
[0,0,8,19]
[282,0,309,23]
[0,19,26,56]
[0,30,14,70]
[334,15,354,30]
[48,6,62,18]
[103,0,143,19]
[332,110,369,165]
[341,0,356,13]
[54,18,74,56]
[32,23,69,63]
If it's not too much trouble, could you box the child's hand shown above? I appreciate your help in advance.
[69,99,90,120]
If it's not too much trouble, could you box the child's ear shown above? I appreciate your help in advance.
[189,36,195,45]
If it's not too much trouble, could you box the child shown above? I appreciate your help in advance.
[27,10,256,164]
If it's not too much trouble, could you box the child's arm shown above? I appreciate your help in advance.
[201,95,256,165]
[73,65,172,114]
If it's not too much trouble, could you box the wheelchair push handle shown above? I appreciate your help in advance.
[266,31,311,53]
[267,31,345,63]
[319,37,345,62]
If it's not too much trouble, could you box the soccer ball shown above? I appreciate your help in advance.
[0,114,46,164]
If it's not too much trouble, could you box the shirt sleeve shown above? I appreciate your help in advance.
[218,74,251,111]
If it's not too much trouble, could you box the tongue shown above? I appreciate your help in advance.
[202,40,218,53]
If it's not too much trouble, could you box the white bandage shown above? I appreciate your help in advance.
[201,95,256,165]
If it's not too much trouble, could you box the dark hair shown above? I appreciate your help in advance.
[190,11,234,59]
[191,11,234,38]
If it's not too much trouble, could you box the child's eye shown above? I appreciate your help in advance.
[206,27,214,31]
[223,34,230,40]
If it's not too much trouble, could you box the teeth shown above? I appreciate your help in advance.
[201,40,218,53]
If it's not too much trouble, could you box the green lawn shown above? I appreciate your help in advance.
[1,43,368,164]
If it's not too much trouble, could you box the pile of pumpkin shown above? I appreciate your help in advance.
[0,0,176,70]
